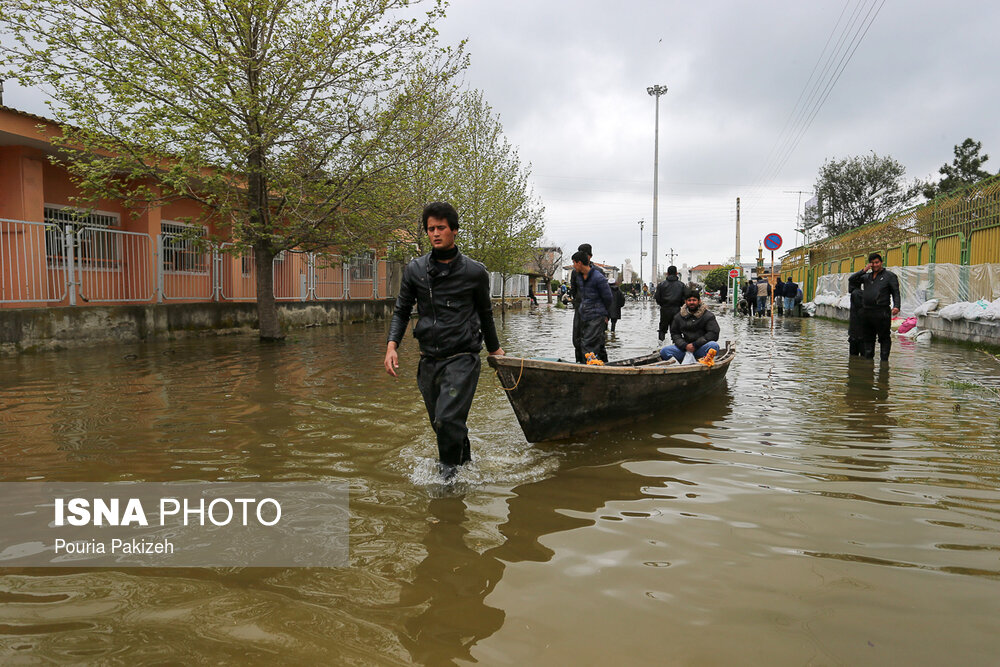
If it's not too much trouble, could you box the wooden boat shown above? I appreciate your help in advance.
[487,343,735,442]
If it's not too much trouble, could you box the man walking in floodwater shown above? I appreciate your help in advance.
[384,202,504,480]
[851,252,901,361]
[654,265,685,342]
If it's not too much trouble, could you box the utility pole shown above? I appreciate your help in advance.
[647,84,667,282]
[735,197,741,267]
[666,247,676,266]
[784,190,811,247]
[734,197,741,310]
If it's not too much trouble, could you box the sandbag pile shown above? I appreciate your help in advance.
[937,299,1000,321]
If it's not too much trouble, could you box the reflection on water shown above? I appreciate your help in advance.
[2,301,1000,663]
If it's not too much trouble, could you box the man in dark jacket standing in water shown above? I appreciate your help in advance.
[654,265,686,342]
[571,251,613,362]
[385,202,504,480]
[568,243,604,362]
[850,252,900,361]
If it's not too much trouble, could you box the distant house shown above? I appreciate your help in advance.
[687,263,724,285]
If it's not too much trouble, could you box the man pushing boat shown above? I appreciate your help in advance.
[384,202,504,481]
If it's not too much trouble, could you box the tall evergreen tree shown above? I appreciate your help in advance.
[923,138,993,200]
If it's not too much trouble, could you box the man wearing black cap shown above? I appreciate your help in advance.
[654,265,686,342]
[385,202,505,481]
[568,243,604,362]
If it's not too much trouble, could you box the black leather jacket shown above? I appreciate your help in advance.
[655,275,686,309]
[387,250,500,358]
[851,268,901,309]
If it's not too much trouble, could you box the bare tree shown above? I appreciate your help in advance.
[526,244,563,304]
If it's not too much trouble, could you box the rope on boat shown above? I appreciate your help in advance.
[497,357,526,391]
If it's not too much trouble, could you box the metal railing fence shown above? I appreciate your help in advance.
[159,232,214,301]
[489,272,530,298]
[0,218,66,303]
[1,218,400,307]
[76,226,156,303]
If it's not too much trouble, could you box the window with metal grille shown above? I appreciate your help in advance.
[349,252,374,280]
[161,221,208,273]
[44,206,120,267]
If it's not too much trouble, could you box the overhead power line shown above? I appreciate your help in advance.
[741,0,886,218]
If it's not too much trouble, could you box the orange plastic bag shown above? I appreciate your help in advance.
[697,348,717,367]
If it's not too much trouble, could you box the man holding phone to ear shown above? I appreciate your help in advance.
[850,252,900,361]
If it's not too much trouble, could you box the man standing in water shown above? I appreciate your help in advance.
[571,251,613,362]
[851,252,900,361]
[568,243,604,362]
[384,202,504,480]
[654,265,685,342]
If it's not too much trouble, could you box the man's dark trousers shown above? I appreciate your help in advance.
[572,308,584,363]
[861,306,892,360]
[580,317,608,362]
[417,353,481,466]
[658,306,680,342]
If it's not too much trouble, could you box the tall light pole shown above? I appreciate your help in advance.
[637,219,644,284]
[647,84,667,283]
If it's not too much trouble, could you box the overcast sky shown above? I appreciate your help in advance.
[4,1,998,282]
[433,0,1000,280]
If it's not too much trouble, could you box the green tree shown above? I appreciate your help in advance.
[704,265,737,292]
[381,89,544,312]
[1,0,465,339]
[802,153,923,238]
[923,138,993,200]
[446,91,544,311]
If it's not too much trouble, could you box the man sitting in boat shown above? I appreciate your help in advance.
[659,289,721,363]
[571,250,613,363]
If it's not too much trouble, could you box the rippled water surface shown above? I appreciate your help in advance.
[3,301,1000,664]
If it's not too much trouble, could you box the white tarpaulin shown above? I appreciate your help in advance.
[814,263,1000,315]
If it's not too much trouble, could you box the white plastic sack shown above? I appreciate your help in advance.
[939,301,972,320]
[837,294,852,309]
[913,299,939,316]
[983,298,1000,321]
[815,293,840,306]
[680,351,697,365]
[963,299,990,320]
[802,302,817,316]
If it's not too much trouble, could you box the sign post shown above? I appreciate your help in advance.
[763,234,782,328]
[728,268,740,313]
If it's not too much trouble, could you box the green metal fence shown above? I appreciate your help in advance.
[780,174,1000,299]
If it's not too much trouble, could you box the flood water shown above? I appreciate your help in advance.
[2,300,1000,664]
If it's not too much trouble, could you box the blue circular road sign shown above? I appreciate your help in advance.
[763,233,782,251]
